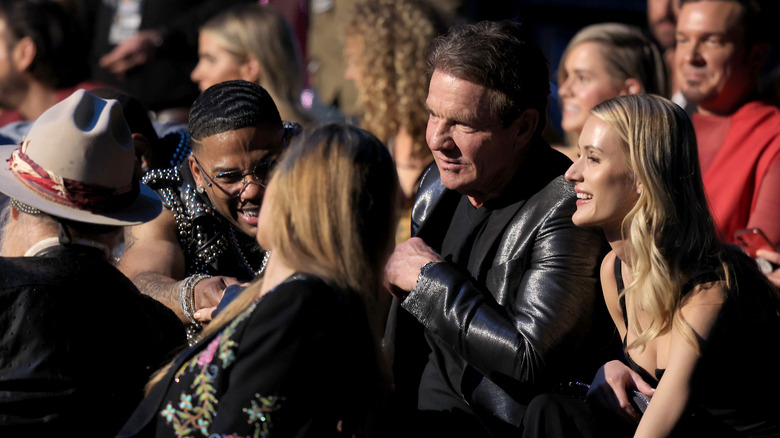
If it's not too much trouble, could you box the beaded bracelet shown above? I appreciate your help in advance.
[179,273,212,324]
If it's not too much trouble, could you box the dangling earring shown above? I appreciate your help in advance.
[196,185,205,194]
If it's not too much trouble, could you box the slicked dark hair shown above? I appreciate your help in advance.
[188,80,283,146]
[0,0,89,88]
[426,20,550,137]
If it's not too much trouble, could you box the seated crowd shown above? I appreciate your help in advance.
[0,0,779,437]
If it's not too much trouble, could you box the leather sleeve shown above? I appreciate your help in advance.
[401,178,607,387]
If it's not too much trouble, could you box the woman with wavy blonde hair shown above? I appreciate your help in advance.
[117,123,399,438]
[344,0,451,242]
[190,3,316,126]
[522,94,780,437]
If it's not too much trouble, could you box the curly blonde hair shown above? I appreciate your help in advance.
[345,0,450,157]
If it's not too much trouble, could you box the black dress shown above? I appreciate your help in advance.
[614,254,780,437]
[522,251,780,437]
[117,274,378,438]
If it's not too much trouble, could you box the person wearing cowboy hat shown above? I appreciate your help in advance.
[0,89,185,436]
[116,80,298,346]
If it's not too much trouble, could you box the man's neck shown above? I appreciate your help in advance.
[695,88,758,117]
[466,142,532,208]
[24,236,111,258]
[467,181,511,208]
[17,81,59,121]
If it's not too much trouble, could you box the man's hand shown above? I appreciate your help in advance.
[384,237,444,299]
[587,360,655,424]
[192,275,241,323]
[99,30,162,76]
[756,249,780,287]
[194,281,251,323]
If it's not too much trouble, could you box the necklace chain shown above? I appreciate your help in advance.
[229,226,269,276]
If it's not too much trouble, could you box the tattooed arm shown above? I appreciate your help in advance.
[118,209,184,279]
[118,209,237,322]
[118,209,189,319]
[131,271,234,322]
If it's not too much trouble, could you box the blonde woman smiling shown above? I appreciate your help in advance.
[523,95,780,437]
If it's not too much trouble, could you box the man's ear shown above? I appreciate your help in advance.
[12,36,36,73]
[512,108,539,148]
[188,154,205,188]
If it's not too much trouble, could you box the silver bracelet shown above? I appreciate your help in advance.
[179,274,212,324]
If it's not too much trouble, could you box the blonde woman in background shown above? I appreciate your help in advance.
[344,0,452,243]
[556,23,669,162]
[190,3,317,126]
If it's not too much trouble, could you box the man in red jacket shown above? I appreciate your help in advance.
[674,0,780,245]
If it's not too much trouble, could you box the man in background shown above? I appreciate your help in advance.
[674,0,780,245]
[0,0,102,127]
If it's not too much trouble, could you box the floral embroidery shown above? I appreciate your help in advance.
[179,394,193,410]
[198,336,221,367]
[196,418,209,435]
[159,302,284,437]
[243,394,283,438]
[219,348,236,368]
[162,404,176,422]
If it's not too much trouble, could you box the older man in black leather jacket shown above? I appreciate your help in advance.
[383,20,617,437]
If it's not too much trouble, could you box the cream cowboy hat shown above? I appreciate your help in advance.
[0,89,162,226]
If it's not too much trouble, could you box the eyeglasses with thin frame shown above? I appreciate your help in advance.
[193,155,276,200]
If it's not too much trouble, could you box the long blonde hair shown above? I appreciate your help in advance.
[591,94,722,352]
[200,4,313,125]
[262,123,399,295]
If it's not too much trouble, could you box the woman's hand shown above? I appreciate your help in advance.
[587,360,656,424]
[756,249,780,287]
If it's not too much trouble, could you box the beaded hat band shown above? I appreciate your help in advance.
[9,198,41,215]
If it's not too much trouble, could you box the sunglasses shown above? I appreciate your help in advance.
[193,155,277,200]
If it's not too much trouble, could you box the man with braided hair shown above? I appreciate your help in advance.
[118,80,297,345]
